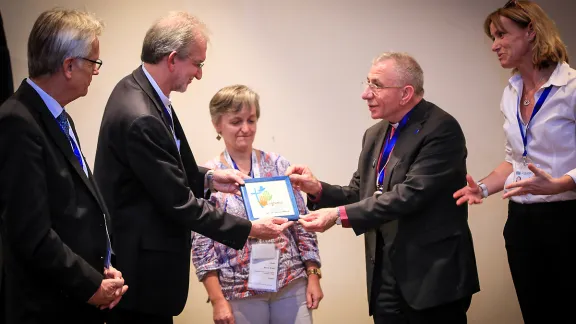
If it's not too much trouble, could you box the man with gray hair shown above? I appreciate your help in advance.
[287,52,480,323]
[0,8,127,324]
[94,11,292,324]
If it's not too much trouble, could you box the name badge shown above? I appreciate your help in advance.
[510,158,540,199]
[248,243,279,292]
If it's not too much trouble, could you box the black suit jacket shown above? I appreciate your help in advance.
[0,81,110,324]
[0,12,12,316]
[0,12,13,105]
[94,66,252,316]
[312,100,479,313]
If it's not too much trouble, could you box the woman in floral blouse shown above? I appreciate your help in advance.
[192,85,322,324]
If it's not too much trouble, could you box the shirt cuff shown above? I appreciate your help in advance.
[565,169,576,187]
[338,206,350,228]
[307,183,323,202]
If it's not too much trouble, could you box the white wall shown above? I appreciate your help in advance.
[2,0,574,323]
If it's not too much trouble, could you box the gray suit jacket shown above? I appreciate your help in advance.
[94,66,252,316]
[311,99,479,313]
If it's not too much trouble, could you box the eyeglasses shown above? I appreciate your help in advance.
[79,57,103,71]
[362,80,403,93]
[503,0,519,8]
[503,0,528,13]
[185,54,204,69]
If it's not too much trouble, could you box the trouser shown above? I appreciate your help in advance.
[505,200,576,324]
[229,278,312,324]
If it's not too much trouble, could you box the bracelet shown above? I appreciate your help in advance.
[477,181,488,198]
[306,268,322,279]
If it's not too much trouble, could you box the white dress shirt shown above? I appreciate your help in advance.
[501,62,576,204]
[26,78,88,177]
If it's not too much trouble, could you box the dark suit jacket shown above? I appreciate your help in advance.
[0,12,13,105]
[312,99,479,314]
[0,81,110,324]
[94,66,252,317]
[0,12,11,319]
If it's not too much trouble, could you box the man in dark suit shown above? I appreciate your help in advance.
[0,8,128,324]
[287,52,479,324]
[94,12,292,324]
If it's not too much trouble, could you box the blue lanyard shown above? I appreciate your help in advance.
[516,86,552,158]
[376,111,411,189]
[231,155,253,178]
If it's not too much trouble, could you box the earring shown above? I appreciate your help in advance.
[216,134,221,140]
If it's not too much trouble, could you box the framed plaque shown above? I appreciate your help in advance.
[240,176,299,221]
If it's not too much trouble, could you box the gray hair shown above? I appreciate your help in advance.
[209,85,260,124]
[373,52,424,96]
[28,8,104,78]
[141,11,209,64]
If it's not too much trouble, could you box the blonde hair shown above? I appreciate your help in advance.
[141,11,209,64]
[483,1,569,72]
[373,52,424,96]
[28,8,104,78]
[209,85,260,124]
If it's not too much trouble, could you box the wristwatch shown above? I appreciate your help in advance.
[477,181,488,198]
[307,268,322,279]
[206,170,217,192]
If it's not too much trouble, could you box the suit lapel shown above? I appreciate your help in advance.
[18,82,101,204]
[382,100,427,191]
[67,115,105,205]
[132,67,195,186]
[172,110,198,187]
[368,121,390,193]
[132,66,174,134]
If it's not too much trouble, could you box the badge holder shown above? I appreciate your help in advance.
[247,243,280,292]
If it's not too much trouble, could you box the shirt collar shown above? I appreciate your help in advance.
[142,64,171,111]
[26,78,64,119]
[509,62,571,93]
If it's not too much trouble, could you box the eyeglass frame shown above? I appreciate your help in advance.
[79,57,103,71]
[362,80,404,94]
[185,53,204,69]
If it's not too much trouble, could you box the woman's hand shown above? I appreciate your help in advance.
[306,276,324,309]
[503,164,576,198]
[453,174,484,205]
[212,299,235,324]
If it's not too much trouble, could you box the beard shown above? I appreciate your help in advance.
[173,75,192,93]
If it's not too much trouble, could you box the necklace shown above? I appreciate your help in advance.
[522,71,552,106]
[522,98,531,106]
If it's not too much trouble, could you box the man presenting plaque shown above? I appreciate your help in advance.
[287,52,479,324]
[94,12,292,324]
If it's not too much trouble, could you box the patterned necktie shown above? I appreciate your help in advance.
[57,111,111,267]
[56,111,84,169]
[165,104,180,152]
[166,104,175,133]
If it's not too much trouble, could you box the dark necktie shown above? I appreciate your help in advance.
[56,111,84,170]
[57,111,111,267]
